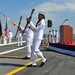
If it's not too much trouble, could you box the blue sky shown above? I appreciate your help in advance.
[0,0,75,35]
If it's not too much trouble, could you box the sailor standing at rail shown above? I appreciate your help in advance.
[23,16,34,59]
[52,30,55,43]
[55,30,60,43]
[48,30,52,43]
[28,11,47,67]
[17,26,24,47]
[8,30,13,43]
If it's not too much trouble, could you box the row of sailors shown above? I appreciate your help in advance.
[18,29,61,47]
[1,29,60,45]
[0,30,13,44]
[0,12,47,67]
[0,28,23,46]
[48,30,60,43]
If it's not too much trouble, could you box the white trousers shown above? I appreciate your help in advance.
[52,36,55,43]
[26,37,33,57]
[32,39,45,65]
[9,37,12,43]
[18,37,23,46]
[55,37,59,43]
[49,36,52,43]
[4,37,7,44]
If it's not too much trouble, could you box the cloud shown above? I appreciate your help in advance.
[20,2,67,21]
[52,0,75,3]
[20,1,75,17]
[65,3,75,11]
[20,1,75,30]
[35,2,75,12]
[34,2,67,14]
[20,1,75,20]
[20,10,31,15]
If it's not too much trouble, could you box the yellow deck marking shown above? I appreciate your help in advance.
[5,58,41,75]
[0,55,24,58]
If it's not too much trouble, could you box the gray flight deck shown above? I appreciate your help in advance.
[0,41,75,75]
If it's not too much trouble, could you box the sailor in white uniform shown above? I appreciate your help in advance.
[52,30,55,43]
[48,30,52,43]
[17,26,24,46]
[55,30,59,43]
[8,30,13,43]
[23,17,34,59]
[28,12,47,67]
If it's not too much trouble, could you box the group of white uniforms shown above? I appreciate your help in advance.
[17,18,46,66]
[3,30,13,44]
[48,30,60,43]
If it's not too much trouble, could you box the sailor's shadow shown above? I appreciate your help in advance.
[0,63,25,67]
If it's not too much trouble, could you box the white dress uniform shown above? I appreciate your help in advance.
[17,26,23,46]
[48,31,52,43]
[52,30,55,43]
[3,36,7,44]
[29,19,46,66]
[25,23,34,58]
[3,37,7,44]
[8,30,13,43]
[3,29,8,44]
[55,30,60,43]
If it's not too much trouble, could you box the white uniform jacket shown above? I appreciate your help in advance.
[9,32,13,38]
[18,26,24,37]
[30,19,46,40]
[25,23,34,38]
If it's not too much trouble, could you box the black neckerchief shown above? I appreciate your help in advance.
[36,19,41,27]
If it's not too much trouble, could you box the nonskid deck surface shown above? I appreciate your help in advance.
[0,41,75,75]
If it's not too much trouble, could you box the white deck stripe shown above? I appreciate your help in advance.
[0,41,26,54]
[0,46,26,55]
[0,41,25,46]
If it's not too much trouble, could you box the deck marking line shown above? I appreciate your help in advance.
[0,46,26,54]
[5,58,41,75]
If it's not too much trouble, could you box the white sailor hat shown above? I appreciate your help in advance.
[38,11,45,16]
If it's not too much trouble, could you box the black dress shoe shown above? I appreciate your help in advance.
[39,60,47,67]
[23,57,31,59]
[27,64,36,67]
[20,46,23,47]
